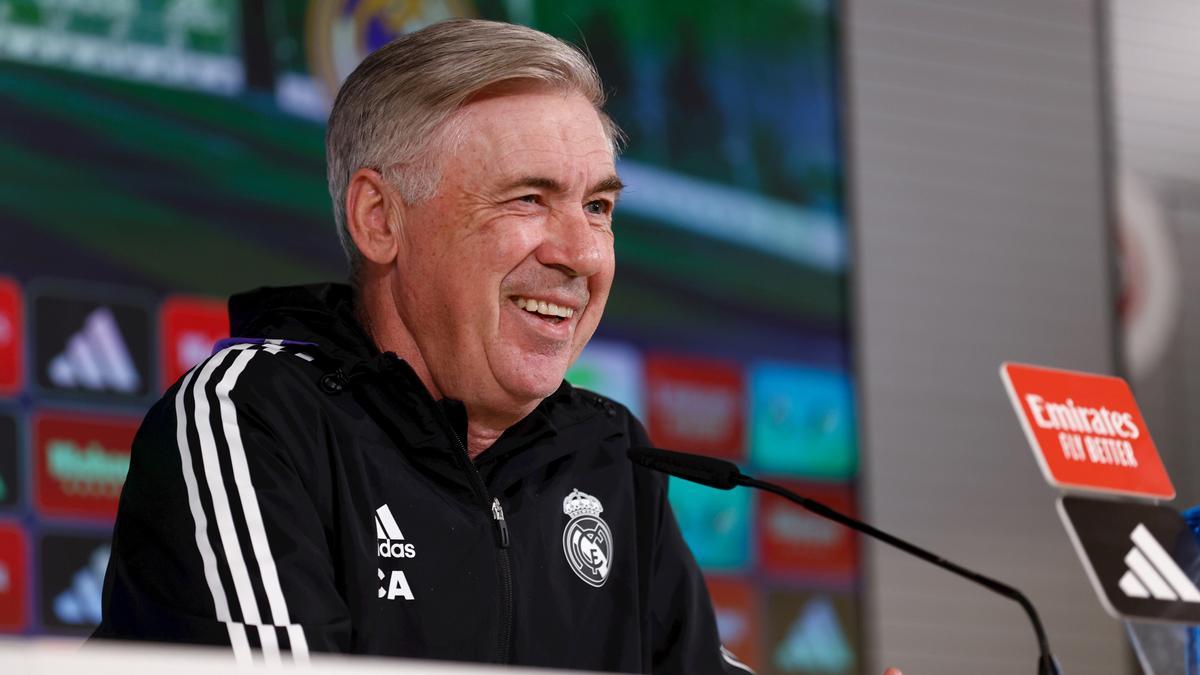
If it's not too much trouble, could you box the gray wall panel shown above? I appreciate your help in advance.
[848,0,1123,672]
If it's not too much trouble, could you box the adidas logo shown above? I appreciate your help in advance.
[376,504,416,601]
[376,504,415,559]
[1118,523,1200,602]
[54,545,110,625]
[774,597,853,672]
[47,307,141,393]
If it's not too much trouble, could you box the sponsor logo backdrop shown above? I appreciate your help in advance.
[32,289,152,402]
[38,531,112,634]
[33,411,138,521]
[0,1,858,663]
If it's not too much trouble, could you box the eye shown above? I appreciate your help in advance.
[516,194,540,205]
[584,199,612,216]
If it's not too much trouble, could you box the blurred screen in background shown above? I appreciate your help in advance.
[0,2,855,673]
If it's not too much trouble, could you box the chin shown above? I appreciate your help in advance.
[499,368,567,404]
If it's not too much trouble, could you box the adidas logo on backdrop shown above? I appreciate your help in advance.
[47,307,141,394]
[54,545,110,626]
[774,596,853,672]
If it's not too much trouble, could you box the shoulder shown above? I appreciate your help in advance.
[131,340,339,485]
[176,339,324,399]
[555,384,648,440]
[552,384,656,468]
[150,340,330,440]
[124,341,333,498]
[553,384,666,492]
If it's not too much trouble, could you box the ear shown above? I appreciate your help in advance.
[346,168,401,266]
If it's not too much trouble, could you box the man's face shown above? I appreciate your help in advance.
[390,89,619,415]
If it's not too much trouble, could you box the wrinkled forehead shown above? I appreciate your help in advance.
[460,78,620,153]
[451,91,617,188]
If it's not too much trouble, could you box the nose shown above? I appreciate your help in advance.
[537,204,609,279]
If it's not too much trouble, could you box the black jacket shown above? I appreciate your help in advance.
[95,284,752,674]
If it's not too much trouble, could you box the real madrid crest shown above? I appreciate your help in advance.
[304,1,475,104]
[562,489,613,587]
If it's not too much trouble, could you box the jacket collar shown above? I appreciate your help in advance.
[226,283,607,491]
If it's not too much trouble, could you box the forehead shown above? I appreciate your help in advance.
[450,90,615,181]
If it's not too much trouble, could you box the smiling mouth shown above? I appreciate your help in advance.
[512,296,576,324]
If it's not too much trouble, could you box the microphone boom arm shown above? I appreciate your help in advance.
[736,476,1059,675]
[626,446,1061,674]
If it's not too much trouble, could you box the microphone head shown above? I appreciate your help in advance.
[627,446,743,490]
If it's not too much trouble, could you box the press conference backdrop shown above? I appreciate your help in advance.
[0,2,855,672]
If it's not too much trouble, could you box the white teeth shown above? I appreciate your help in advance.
[513,296,575,319]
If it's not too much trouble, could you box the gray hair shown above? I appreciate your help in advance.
[325,18,623,271]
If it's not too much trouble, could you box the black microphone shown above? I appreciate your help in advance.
[628,446,1062,675]
[628,446,742,489]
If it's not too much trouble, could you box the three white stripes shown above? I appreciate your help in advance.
[174,344,309,664]
[174,367,251,661]
[1118,523,1200,602]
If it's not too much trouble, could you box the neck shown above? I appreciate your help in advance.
[465,424,505,460]
[356,282,439,397]
[460,395,542,459]
[356,277,536,460]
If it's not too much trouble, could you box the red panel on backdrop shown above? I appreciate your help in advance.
[645,355,745,459]
[757,480,857,581]
[0,522,27,631]
[33,411,139,521]
[159,295,229,390]
[705,576,760,671]
[0,278,23,397]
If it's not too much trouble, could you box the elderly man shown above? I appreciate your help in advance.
[95,18,751,674]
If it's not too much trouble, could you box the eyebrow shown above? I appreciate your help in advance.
[501,174,625,196]
[591,175,625,195]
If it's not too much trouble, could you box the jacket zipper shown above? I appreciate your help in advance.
[491,497,510,547]
[444,420,513,664]
[368,354,514,662]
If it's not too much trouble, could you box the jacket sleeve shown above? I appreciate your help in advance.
[93,344,350,663]
[629,420,754,674]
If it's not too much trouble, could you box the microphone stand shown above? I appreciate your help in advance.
[737,476,1061,675]
[628,447,1061,674]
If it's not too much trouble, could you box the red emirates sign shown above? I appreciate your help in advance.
[1001,362,1173,500]
[645,355,744,459]
[33,411,140,520]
